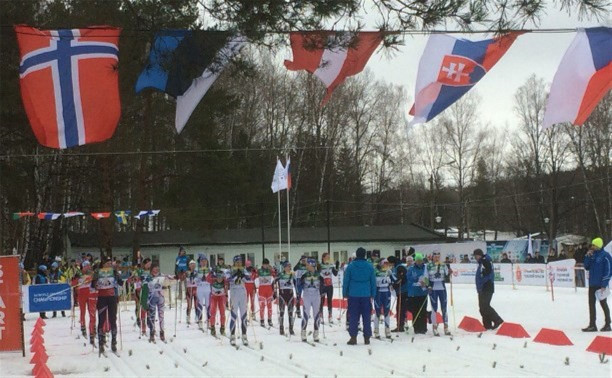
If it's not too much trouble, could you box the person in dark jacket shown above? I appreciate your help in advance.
[35,265,49,319]
[92,257,123,354]
[582,237,611,332]
[474,249,503,330]
[343,247,377,345]
[534,252,545,264]
[500,253,511,264]
[406,253,428,334]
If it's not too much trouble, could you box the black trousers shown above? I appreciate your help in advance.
[478,290,502,329]
[589,286,611,326]
[407,295,428,333]
[278,290,295,330]
[320,285,333,314]
[97,295,118,343]
[397,293,409,329]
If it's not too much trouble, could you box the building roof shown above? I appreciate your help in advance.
[69,223,449,248]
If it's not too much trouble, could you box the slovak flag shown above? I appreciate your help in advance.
[91,212,111,220]
[14,25,121,149]
[542,27,611,129]
[284,32,382,105]
[410,32,521,125]
[37,213,61,220]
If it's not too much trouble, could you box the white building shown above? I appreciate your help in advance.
[68,224,449,274]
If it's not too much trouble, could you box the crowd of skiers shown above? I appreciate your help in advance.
[23,235,609,356]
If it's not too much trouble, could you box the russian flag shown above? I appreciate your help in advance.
[542,27,611,129]
[37,212,61,220]
[410,32,522,125]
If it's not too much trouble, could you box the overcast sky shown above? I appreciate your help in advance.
[356,3,609,130]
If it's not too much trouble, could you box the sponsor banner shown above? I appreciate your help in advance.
[514,264,547,286]
[411,241,486,264]
[547,259,576,288]
[486,240,550,263]
[23,283,72,313]
[0,255,24,352]
[450,263,514,285]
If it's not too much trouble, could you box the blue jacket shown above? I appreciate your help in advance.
[35,272,48,284]
[175,255,188,273]
[406,263,428,297]
[584,249,612,288]
[476,254,495,293]
[342,258,376,298]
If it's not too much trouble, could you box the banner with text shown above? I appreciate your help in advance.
[450,263,514,285]
[547,259,576,288]
[0,255,24,352]
[23,283,72,313]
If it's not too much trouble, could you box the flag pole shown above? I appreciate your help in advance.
[278,187,282,264]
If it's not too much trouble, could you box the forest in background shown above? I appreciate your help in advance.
[0,0,610,267]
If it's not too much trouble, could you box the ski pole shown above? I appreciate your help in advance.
[117,297,123,351]
[413,295,428,330]
[450,276,457,331]
[173,279,179,337]
[321,294,326,339]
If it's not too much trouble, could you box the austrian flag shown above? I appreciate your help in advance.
[14,25,121,149]
[284,32,383,105]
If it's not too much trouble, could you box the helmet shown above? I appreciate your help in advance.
[51,262,59,269]
[283,261,292,269]
[39,265,47,271]
[307,258,317,267]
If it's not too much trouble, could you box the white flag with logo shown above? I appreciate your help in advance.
[271,159,287,193]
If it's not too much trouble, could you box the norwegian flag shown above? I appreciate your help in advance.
[91,212,111,220]
[14,25,121,149]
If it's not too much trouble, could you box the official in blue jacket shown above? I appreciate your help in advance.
[474,249,503,330]
[343,247,377,345]
[582,237,611,332]
[35,265,49,319]
[406,254,429,334]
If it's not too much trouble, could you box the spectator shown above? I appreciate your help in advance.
[35,265,49,319]
[582,237,611,332]
[20,262,31,285]
[534,251,545,264]
[406,253,428,334]
[525,253,534,263]
[461,255,470,263]
[500,253,511,264]
[473,249,503,330]
[49,262,66,318]
[343,247,376,345]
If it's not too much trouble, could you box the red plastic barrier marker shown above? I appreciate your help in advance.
[496,322,530,338]
[586,336,612,355]
[533,328,573,346]
[458,316,486,332]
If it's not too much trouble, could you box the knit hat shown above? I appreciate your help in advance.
[307,258,317,267]
[233,255,242,263]
[51,261,59,269]
[592,237,604,249]
[356,247,366,259]
[39,265,47,271]
[262,258,270,265]
[189,260,196,265]
[414,253,424,261]
[198,253,208,261]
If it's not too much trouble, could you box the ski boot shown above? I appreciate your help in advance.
[159,330,166,342]
[374,328,380,339]
[444,324,452,336]
[111,338,117,353]
[241,334,248,346]
[89,333,96,347]
[210,326,216,336]
[81,326,87,338]
[301,330,307,342]
[433,324,440,336]
[280,325,285,336]
[149,331,155,343]
[364,336,370,345]
[289,327,295,336]
[52,312,57,318]
[385,327,392,339]
[268,319,273,328]
[328,315,333,325]
[186,317,191,326]
[296,308,302,319]
[347,336,357,345]
[220,326,226,336]
[313,330,320,342]
[260,319,265,327]
[230,334,236,346]
[136,317,141,328]
[197,321,203,330]
[62,311,66,317]
[98,341,105,356]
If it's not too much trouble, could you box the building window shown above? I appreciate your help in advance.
[341,251,348,263]
[311,251,318,261]
[333,251,339,263]
[247,253,255,266]
[152,255,159,268]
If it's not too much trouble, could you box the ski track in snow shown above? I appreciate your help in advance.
[3,285,612,377]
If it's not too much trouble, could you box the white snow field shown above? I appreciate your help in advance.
[2,284,611,377]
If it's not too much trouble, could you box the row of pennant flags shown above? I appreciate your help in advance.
[12,210,160,224]
[13,25,611,150]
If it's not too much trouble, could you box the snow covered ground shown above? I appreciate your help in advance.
[3,284,611,377]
